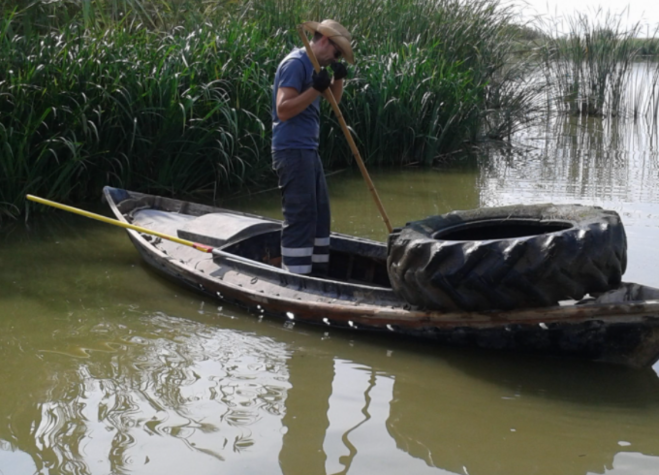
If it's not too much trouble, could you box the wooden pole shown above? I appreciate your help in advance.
[26,194,214,253]
[26,194,286,269]
[296,25,393,234]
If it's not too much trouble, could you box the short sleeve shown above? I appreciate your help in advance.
[277,58,305,93]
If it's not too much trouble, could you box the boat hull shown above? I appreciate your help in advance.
[105,186,659,368]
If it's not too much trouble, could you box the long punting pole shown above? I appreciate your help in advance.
[26,194,214,253]
[25,194,281,270]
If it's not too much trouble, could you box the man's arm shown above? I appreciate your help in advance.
[276,87,321,122]
[276,66,343,121]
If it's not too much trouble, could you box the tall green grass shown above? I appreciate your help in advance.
[537,10,648,117]
[1,0,543,219]
[1,17,278,217]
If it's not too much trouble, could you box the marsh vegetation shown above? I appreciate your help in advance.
[538,11,659,119]
[1,0,657,219]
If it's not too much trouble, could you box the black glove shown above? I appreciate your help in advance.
[312,68,331,92]
[331,62,348,80]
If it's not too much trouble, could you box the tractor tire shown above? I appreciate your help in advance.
[386,203,627,311]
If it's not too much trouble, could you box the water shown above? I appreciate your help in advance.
[2,114,659,475]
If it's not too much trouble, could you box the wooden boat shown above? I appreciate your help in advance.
[103,186,659,368]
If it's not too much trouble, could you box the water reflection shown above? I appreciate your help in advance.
[272,337,659,475]
[3,245,659,475]
[0,307,290,475]
[6,299,659,475]
[480,114,659,209]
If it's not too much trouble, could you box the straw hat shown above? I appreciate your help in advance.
[302,20,354,65]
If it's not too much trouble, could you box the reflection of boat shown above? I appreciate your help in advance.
[281,337,659,475]
[104,186,659,368]
[383,351,659,475]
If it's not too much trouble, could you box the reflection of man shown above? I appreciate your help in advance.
[278,352,333,475]
[271,19,354,275]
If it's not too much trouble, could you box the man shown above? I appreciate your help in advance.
[271,20,354,275]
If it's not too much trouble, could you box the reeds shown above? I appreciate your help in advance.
[1,14,278,216]
[1,0,543,219]
[538,9,649,117]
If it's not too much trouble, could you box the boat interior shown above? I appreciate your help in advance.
[112,188,392,288]
[221,229,392,287]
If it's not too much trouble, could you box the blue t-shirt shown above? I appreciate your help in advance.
[271,48,321,151]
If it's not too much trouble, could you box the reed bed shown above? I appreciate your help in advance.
[1,18,279,218]
[1,0,543,219]
[625,61,659,127]
[537,10,657,118]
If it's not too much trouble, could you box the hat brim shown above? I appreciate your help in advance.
[302,21,355,65]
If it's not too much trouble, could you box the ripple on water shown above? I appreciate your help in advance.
[1,307,291,474]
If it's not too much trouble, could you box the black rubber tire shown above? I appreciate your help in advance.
[386,203,627,311]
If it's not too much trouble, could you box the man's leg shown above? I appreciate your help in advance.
[312,151,331,275]
[273,149,317,275]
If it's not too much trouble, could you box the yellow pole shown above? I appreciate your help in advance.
[26,194,214,253]
[296,25,393,234]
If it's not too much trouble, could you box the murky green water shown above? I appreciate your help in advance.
[2,114,659,475]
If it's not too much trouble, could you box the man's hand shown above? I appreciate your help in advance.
[312,69,331,92]
[331,62,348,80]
